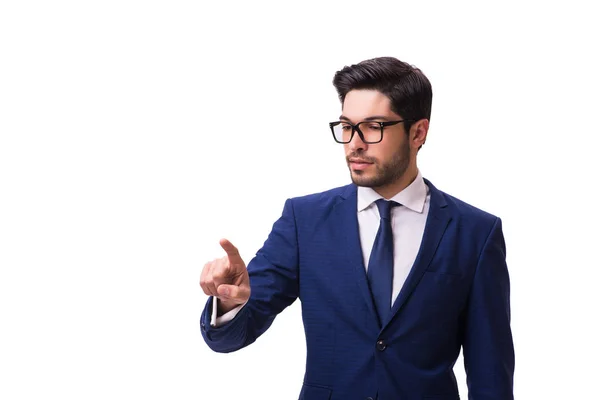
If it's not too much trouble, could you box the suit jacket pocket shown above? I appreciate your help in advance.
[299,383,332,400]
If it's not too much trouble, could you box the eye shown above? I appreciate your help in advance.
[341,124,353,131]
[367,124,381,131]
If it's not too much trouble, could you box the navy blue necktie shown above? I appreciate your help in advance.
[367,199,399,324]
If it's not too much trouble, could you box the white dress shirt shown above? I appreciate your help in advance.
[211,170,431,327]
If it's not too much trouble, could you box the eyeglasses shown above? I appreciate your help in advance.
[329,119,411,144]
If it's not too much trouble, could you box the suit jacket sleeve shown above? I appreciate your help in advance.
[200,198,299,353]
[463,217,515,400]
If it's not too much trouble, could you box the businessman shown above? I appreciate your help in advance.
[199,56,515,400]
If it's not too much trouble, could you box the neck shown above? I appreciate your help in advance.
[373,164,419,199]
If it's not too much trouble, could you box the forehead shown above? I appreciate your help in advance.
[341,89,398,120]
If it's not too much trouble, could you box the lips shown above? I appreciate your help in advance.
[348,159,373,171]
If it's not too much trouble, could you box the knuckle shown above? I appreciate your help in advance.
[213,269,226,280]
[202,276,213,286]
[202,262,213,273]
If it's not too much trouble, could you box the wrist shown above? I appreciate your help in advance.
[216,298,242,316]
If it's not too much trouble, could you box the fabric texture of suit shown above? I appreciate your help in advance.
[200,178,514,400]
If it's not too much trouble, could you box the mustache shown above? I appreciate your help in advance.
[346,153,377,163]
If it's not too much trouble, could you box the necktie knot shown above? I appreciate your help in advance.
[375,199,399,221]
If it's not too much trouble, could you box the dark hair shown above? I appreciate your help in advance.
[332,57,432,133]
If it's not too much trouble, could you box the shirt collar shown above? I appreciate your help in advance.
[357,169,428,213]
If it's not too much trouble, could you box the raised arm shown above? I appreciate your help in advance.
[200,198,300,353]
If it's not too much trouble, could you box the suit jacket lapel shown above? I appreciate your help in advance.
[332,184,380,328]
[381,178,452,330]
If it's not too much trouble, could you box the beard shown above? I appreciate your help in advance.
[347,141,410,188]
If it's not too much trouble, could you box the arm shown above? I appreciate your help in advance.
[200,198,300,353]
[463,218,515,400]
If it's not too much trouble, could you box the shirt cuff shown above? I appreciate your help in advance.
[210,297,247,327]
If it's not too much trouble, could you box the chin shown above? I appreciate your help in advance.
[350,172,376,187]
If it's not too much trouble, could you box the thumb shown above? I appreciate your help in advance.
[217,283,250,303]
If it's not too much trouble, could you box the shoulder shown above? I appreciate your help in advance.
[278,183,355,221]
[445,192,498,221]
[425,178,501,231]
[288,183,354,206]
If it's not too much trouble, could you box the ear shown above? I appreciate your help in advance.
[410,119,429,150]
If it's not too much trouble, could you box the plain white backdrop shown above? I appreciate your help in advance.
[1,1,599,398]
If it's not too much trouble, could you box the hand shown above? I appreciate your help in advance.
[200,239,251,315]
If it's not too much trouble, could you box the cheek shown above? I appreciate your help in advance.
[370,148,389,163]
[382,133,407,154]
[383,131,404,147]
[377,138,398,156]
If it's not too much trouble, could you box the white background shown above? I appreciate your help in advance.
[1,1,599,399]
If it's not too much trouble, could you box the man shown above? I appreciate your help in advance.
[199,57,515,400]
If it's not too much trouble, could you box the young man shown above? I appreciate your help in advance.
[200,57,515,400]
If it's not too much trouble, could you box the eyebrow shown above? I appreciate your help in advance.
[339,115,394,122]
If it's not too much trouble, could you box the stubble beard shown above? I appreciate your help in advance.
[348,141,411,189]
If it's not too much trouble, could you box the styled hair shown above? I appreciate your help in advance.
[332,57,432,133]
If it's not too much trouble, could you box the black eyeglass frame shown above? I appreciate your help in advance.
[329,119,413,144]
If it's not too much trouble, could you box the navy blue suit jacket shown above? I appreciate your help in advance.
[201,179,514,400]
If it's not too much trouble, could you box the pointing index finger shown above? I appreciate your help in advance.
[219,238,242,262]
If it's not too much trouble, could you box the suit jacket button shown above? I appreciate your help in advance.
[366,397,374,400]
[376,340,387,351]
